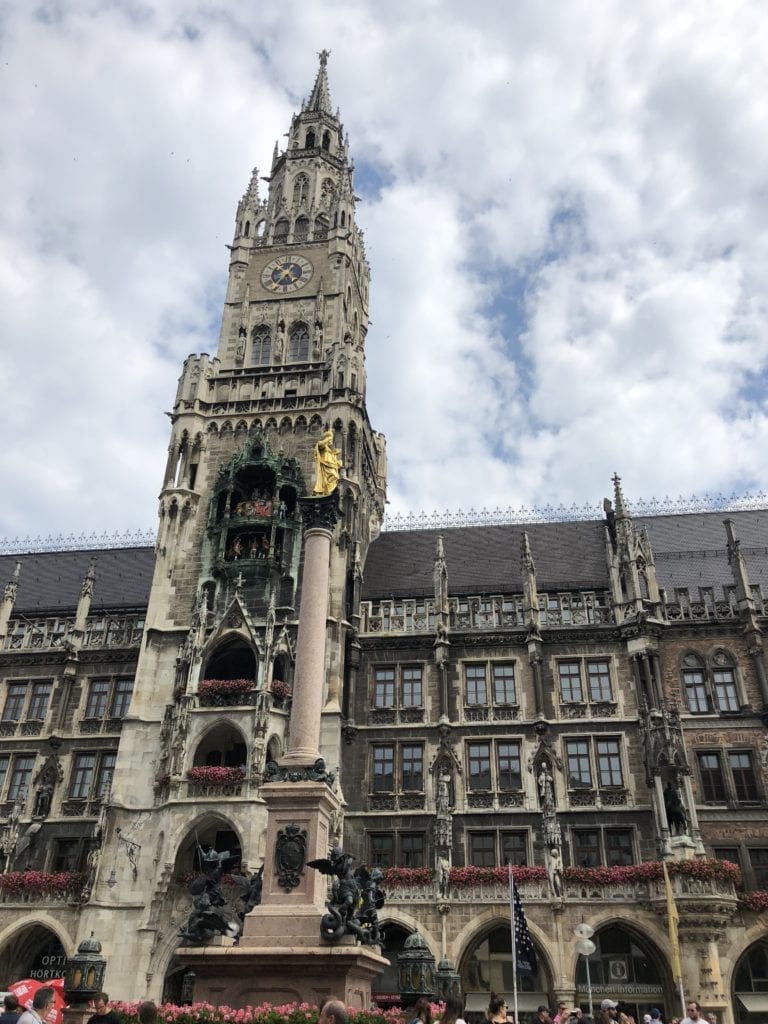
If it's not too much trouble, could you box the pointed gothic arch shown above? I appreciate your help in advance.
[202,635,257,683]
[288,322,310,361]
[191,720,248,770]
[251,325,271,366]
[294,216,309,242]
[292,173,310,206]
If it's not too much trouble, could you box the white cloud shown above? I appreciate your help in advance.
[2,0,768,540]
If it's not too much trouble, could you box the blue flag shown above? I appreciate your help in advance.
[513,883,538,975]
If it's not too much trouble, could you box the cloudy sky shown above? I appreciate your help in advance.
[2,0,768,543]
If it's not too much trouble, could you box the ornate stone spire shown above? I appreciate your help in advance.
[612,472,629,519]
[307,49,333,114]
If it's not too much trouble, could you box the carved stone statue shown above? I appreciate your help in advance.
[538,764,555,809]
[312,430,342,496]
[663,781,688,836]
[436,772,451,815]
[33,782,53,818]
[546,845,563,898]
[307,846,385,946]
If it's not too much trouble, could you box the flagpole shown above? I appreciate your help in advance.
[508,861,519,1024]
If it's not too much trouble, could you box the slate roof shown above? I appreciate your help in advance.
[361,508,768,600]
[2,507,766,612]
[0,548,155,614]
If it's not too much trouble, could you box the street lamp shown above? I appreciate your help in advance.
[574,923,596,1018]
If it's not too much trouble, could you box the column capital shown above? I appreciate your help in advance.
[299,491,342,532]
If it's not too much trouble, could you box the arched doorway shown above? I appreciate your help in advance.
[733,937,768,1023]
[576,923,669,1021]
[371,923,411,1007]
[461,924,551,1018]
[0,924,67,984]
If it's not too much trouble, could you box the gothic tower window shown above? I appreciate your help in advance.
[294,216,309,242]
[274,219,289,243]
[322,130,330,151]
[244,221,250,237]
[288,323,310,361]
[314,215,329,240]
[293,174,310,206]
[305,130,315,149]
[251,326,271,366]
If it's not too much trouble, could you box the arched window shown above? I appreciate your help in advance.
[680,653,708,712]
[244,220,250,237]
[314,216,329,240]
[305,130,315,149]
[322,131,330,151]
[251,326,271,366]
[255,220,266,238]
[274,219,289,243]
[340,210,346,227]
[294,216,309,242]
[293,174,310,206]
[288,323,310,361]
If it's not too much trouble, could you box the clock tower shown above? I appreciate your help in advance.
[80,53,387,998]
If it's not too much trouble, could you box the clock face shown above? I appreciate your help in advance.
[261,255,313,294]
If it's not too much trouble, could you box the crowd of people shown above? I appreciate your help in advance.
[0,992,159,1024]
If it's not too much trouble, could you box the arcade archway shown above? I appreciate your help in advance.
[0,924,67,984]
[371,924,412,1007]
[461,923,552,1016]
[575,922,669,1020]
[733,936,768,1023]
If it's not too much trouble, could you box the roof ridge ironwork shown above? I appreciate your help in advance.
[0,529,156,555]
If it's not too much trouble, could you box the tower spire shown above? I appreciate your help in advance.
[307,49,333,113]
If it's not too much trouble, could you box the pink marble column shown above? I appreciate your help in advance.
[282,495,339,766]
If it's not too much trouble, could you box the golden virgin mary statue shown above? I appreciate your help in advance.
[312,429,342,496]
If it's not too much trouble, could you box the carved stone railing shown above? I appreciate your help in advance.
[3,614,144,651]
[77,718,125,734]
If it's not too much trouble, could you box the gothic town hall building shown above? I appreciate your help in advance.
[0,55,767,1024]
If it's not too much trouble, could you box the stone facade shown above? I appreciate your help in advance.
[0,53,766,1024]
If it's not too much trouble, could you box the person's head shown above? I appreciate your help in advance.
[31,990,55,1015]
[557,1005,568,1019]
[3,996,19,1013]
[650,1011,661,1022]
[413,998,432,1024]
[488,994,506,1020]
[319,1000,348,1024]
[443,998,464,1024]
[601,1003,619,1018]
[138,1003,158,1024]
[706,1014,716,1024]
[538,1007,552,1023]
[685,1004,700,1021]
[93,995,110,1015]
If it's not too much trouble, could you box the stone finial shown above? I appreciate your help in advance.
[307,49,333,114]
[612,472,629,519]
[3,561,20,603]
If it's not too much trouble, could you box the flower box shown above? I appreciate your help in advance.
[0,870,86,898]
[270,679,292,700]
[198,678,255,707]
[186,765,246,786]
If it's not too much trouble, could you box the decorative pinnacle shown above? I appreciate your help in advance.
[3,561,20,602]
[521,531,536,573]
[612,473,629,519]
[307,49,333,113]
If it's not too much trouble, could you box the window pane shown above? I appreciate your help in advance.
[566,740,592,788]
[111,680,133,718]
[402,667,422,707]
[559,662,583,703]
[374,668,395,708]
[372,747,394,792]
[470,832,496,867]
[9,755,34,800]
[697,752,726,802]
[401,833,424,867]
[573,830,600,867]
[497,742,521,790]
[3,683,26,722]
[683,670,709,712]
[96,753,117,799]
[52,839,81,873]
[597,739,623,787]
[712,846,740,869]
[749,848,768,889]
[713,670,739,712]
[606,829,634,866]
[86,680,110,718]
[28,682,52,721]
[0,756,9,795]
[730,751,759,803]
[465,665,487,705]
[587,661,612,701]
[502,831,528,866]
[70,754,96,799]
[401,745,423,791]
[468,743,492,790]
[493,664,516,704]
[370,834,393,868]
